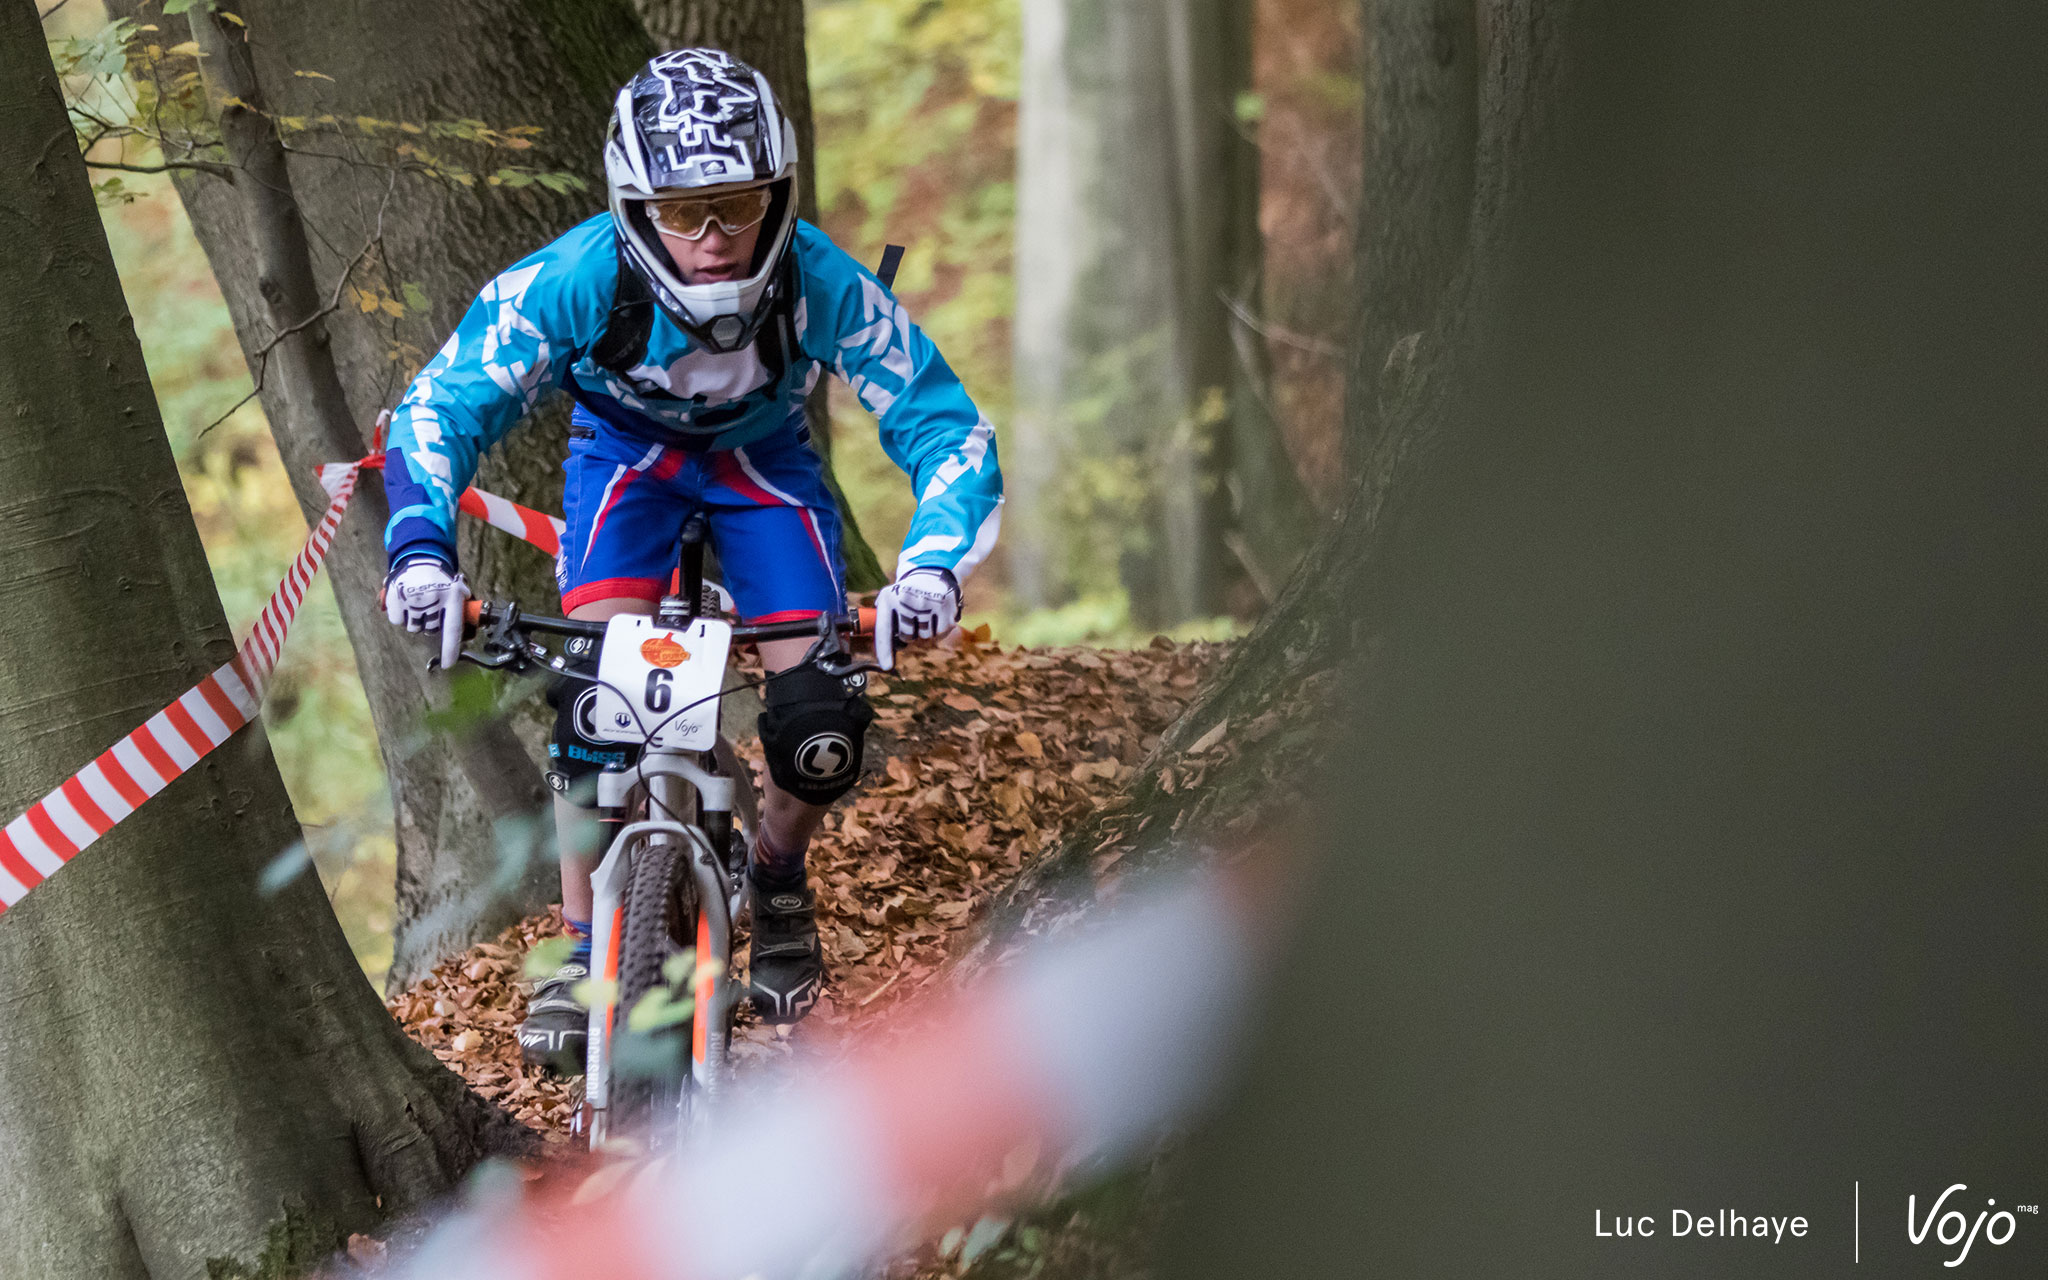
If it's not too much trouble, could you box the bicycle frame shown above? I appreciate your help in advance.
[456,514,876,1151]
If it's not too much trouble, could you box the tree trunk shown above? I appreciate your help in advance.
[630,0,887,592]
[1008,0,1086,611]
[0,13,526,1275]
[1166,2,2048,1273]
[1345,0,1478,467]
[123,0,653,986]
[1011,0,1290,627]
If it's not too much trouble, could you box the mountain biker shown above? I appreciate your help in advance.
[377,49,1003,1068]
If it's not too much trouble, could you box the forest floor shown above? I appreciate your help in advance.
[381,632,1225,1269]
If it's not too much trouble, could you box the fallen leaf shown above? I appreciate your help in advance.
[1188,717,1231,755]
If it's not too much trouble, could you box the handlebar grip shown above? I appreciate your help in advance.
[856,605,876,636]
[463,599,484,627]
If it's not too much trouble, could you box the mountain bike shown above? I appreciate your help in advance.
[456,516,877,1150]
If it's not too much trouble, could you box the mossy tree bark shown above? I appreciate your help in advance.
[0,11,527,1275]
[119,0,657,986]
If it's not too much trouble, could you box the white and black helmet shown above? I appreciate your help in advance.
[604,49,800,353]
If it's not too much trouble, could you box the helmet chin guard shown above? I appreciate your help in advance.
[604,50,800,353]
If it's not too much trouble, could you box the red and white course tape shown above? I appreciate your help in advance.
[387,872,1259,1280]
[0,457,563,917]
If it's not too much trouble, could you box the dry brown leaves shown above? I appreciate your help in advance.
[386,631,1224,1140]
[384,906,581,1140]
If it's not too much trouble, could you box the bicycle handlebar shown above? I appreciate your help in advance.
[461,599,877,646]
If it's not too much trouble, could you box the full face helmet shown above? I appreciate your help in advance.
[604,49,800,353]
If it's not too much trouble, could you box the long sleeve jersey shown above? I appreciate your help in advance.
[382,215,1002,582]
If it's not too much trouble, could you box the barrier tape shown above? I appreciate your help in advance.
[320,454,566,558]
[0,457,564,917]
[389,873,1256,1280]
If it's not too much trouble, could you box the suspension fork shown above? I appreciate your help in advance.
[580,752,736,1142]
[638,751,735,1114]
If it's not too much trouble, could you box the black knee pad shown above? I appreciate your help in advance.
[546,648,641,807]
[758,665,874,805]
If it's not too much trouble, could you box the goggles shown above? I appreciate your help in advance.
[647,187,774,240]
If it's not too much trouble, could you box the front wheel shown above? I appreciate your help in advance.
[609,831,695,1146]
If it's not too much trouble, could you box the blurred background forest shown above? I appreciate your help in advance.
[43,0,1360,981]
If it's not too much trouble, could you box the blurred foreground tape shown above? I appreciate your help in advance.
[384,871,1258,1280]
[0,456,564,916]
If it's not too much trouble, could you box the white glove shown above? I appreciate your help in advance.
[383,556,469,670]
[874,567,960,671]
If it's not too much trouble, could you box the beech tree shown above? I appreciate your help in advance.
[0,8,523,1274]
[107,0,655,985]
[1011,0,1308,625]
[122,0,879,983]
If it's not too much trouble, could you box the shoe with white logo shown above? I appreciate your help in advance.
[748,881,823,1024]
[518,958,589,1075]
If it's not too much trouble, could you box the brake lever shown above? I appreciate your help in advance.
[798,611,882,680]
[454,644,526,671]
[434,601,532,673]
[813,653,886,680]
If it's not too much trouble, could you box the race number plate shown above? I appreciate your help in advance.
[588,615,733,750]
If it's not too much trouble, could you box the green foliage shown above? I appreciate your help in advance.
[46,16,581,211]
[941,1161,1167,1280]
[624,985,694,1033]
[809,0,1021,565]
[47,17,136,81]
[522,933,575,979]
[91,175,140,204]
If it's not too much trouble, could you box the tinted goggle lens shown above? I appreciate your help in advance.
[648,188,773,240]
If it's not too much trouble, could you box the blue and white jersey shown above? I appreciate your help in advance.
[382,215,1002,582]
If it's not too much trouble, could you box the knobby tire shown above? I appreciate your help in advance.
[611,826,695,1143]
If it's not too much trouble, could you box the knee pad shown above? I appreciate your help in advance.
[757,665,874,805]
[546,651,641,808]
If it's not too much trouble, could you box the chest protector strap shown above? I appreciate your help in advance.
[590,240,800,389]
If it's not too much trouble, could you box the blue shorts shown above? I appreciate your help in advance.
[556,407,847,621]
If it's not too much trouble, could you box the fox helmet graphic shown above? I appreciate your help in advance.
[604,49,800,353]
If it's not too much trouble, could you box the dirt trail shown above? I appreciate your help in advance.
[386,634,1225,1141]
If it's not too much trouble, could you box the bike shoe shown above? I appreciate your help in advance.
[749,883,823,1025]
[518,958,589,1075]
